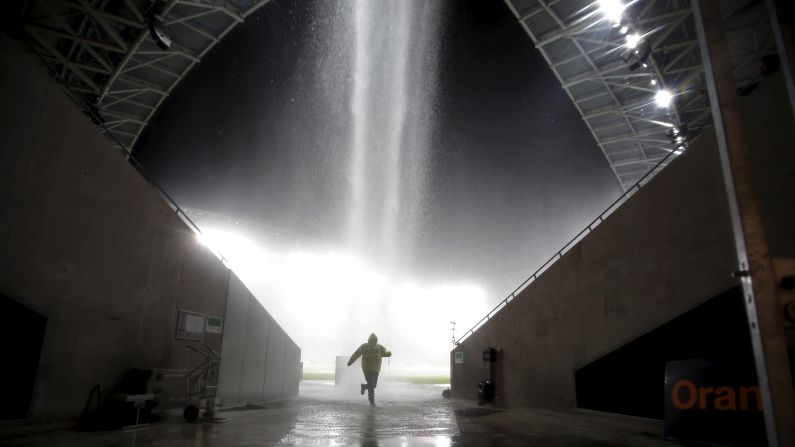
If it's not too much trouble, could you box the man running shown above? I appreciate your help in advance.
[347,333,392,406]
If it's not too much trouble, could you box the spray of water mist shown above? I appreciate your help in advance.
[348,1,433,271]
[195,2,488,374]
[348,0,369,249]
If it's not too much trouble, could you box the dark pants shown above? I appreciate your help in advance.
[363,370,379,402]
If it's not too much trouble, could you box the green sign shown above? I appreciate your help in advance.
[206,316,223,334]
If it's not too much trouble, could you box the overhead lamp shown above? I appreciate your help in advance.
[626,33,641,49]
[650,78,657,86]
[598,0,625,24]
[620,25,629,34]
[666,124,688,155]
[626,43,651,71]
[655,89,673,108]
[148,14,172,50]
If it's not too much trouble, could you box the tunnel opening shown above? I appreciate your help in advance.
[1,293,47,421]
[574,286,755,420]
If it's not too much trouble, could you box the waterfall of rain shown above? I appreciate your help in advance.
[347,0,443,272]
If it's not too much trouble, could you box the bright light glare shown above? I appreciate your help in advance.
[625,33,641,49]
[619,25,629,34]
[655,89,673,108]
[195,227,489,368]
[598,0,625,24]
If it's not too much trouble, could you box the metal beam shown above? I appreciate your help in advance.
[693,2,795,446]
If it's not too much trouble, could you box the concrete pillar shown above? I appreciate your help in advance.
[693,1,795,446]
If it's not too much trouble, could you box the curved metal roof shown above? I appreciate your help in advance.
[21,0,270,153]
[503,0,776,190]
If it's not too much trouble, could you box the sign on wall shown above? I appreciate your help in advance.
[176,310,204,341]
[206,316,223,334]
[455,352,464,364]
[664,359,765,446]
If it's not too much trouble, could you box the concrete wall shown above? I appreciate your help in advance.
[451,69,795,411]
[0,36,299,422]
[217,273,301,407]
[451,119,738,410]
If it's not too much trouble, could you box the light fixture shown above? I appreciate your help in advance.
[597,0,625,24]
[650,78,657,86]
[620,25,629,34]
[666,124,688,155]
[626,43,651,71]
[148,14,172,50]
[655,89,673,108]
[626,33,641,49]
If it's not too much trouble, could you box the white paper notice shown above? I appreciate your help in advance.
[185,314,204,334]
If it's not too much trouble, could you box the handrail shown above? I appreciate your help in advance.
[455,148,679,345]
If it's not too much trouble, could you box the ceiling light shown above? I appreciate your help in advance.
[626,33,641,49]
[598,0,625,24]
[655,89,673,108]
[620,25,629,34]
[148,14,172,50]
[650,78,657,86]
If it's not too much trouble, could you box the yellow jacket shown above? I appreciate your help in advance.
[348,335,392,372]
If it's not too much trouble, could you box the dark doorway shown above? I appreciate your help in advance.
[574,286,755,419]
[1,293,47,420]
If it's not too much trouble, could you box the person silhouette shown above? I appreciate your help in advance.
[347,333,392,406]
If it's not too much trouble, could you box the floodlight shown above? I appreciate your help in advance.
[650,78,657,86]
[149,14,172,50]
[626,33,641,49]
[620,25,629,34]
[655,89,673,108]
[598,0,625,24]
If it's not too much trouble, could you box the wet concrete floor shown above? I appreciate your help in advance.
[1,381,684,446]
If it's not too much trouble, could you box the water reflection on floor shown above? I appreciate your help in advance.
[282,381,455,446]
[1,381,683,446]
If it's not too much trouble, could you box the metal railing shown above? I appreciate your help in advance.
[455,147,681,345]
